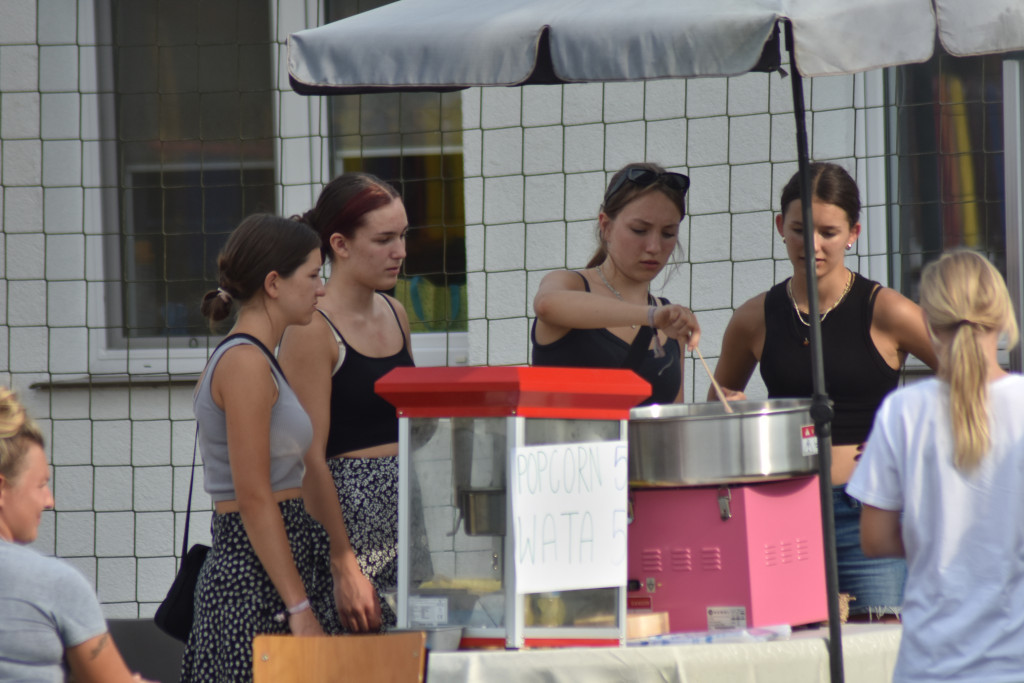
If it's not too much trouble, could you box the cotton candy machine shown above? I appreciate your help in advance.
[626,400,828,632]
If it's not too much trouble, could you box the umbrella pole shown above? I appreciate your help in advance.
[783,20,846,683]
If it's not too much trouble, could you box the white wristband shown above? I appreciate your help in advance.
[274,598,311,623]
[649,306,666,359]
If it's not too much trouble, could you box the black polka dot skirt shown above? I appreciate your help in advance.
[328,455,400,628]
[180,498,342,683]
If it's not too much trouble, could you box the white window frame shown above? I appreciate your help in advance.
[83,0,467,375]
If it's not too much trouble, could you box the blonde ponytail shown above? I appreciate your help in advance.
[920,251,1018,471]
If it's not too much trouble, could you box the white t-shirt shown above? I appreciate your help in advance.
[847,374,1024,683]
[0,541,108,682]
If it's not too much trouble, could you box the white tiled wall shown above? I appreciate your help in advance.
[1,0,888,616]
[465,69,886,402]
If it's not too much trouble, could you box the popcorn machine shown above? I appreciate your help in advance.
[376,366,649,649]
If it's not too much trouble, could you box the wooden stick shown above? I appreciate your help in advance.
[694,346,734,413]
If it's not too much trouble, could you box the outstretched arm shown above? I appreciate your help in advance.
[534,270,701,350]
[873,287,939,372]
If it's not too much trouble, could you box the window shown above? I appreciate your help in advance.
[93,0,275,373]
[887,50,1006,300]
[326,1,468,338]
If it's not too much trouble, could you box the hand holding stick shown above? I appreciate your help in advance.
[694,346,734,413]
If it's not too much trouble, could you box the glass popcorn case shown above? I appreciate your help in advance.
[376,367,649,649]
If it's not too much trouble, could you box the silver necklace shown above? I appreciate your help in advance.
[596,264,648,329]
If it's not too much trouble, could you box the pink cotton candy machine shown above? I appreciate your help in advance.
[626,400,827,632]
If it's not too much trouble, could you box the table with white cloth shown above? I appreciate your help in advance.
[426,624,901,683]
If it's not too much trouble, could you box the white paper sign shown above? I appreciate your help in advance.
[511,440,628,594]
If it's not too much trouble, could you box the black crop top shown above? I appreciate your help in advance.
[759,272,900,445]
[319,296,414,457]
[530,273,681,406]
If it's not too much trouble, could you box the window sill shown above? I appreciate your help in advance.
[29,374,201,390]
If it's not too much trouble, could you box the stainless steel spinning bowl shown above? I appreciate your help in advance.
[628,399,818,486]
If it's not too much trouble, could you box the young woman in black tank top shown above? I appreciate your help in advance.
[279,173,413,632]
[712,163,938,620]
[532,162,701,404]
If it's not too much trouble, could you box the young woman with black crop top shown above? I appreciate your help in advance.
[712,163,939,620]
[279,173,414,632]
[532,162,701,405]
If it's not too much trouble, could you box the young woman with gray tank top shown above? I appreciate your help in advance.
[181,214,342,682]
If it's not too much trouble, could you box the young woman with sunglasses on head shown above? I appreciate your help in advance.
[712,162,938,620]
[532,162,701,405]
[278,172,418,633]
[848,250,1024,681]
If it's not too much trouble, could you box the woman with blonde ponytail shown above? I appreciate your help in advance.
[848,250,1024,682]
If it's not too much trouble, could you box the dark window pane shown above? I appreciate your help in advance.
[326,0,467,334]
[113,1,275,340]
[889,50,1005,296]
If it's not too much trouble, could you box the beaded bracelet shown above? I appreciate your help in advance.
[274,598,311,623]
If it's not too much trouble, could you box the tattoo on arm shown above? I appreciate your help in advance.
[88,633,109,660]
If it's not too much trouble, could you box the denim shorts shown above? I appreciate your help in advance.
[833,485,906,617]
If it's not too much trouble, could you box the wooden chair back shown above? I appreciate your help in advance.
[252,631,426,683]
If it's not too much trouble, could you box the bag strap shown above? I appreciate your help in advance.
[179,426,199,569]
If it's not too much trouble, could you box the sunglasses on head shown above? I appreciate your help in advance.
[605,168,691,203]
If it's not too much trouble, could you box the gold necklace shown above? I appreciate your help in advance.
[595,265,648,330]
[787,270,854,344]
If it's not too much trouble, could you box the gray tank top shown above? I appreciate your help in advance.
[193,335,310,503]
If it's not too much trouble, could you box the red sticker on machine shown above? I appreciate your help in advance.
[628,597,653,610]
[801,425,818,456]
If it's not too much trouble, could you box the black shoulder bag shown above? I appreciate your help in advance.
[153,426,209,642]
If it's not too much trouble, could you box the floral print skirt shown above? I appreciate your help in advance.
[180,498,342,683]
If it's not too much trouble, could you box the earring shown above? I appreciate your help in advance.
[845,243,853,251]
[782,237,787,244]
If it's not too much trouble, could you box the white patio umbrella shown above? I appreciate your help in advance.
[287,2,1024,680]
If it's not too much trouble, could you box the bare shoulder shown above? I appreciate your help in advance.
[381,292,411,320]
[211,343,276,403]
[382,292,415,340]
[727,292,768,335]
[216,342,272,372]
[282,310,333,353]
[536,269,589,293]
[871,286,923,329]
[870,284,937,369]
[279,310,337,375]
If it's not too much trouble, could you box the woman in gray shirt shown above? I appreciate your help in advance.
[0,386,151,682]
